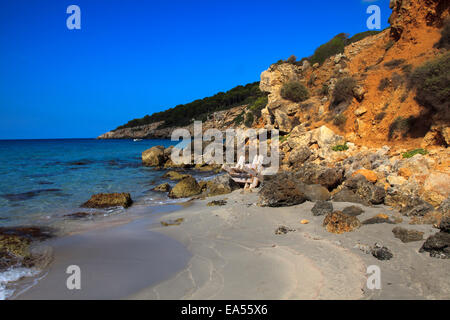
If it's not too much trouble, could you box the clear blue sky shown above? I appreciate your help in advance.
[0,0,391,139]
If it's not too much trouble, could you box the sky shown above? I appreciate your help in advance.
[0,0,391,139]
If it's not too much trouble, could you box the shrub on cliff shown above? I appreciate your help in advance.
[248,96,268,118]
[408,52,450,116]
[310,33,347,65]
[244,112,254,127]
[333,113,347,129]
[331,77,356,107]
[388,116,412,139]
[281,81,309,103]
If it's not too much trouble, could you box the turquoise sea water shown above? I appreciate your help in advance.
[0,139,180,227]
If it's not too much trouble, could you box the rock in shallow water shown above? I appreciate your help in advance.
[153,183,171,192]
[81,193,133,209]
[169,177,202,199]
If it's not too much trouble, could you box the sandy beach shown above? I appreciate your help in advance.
[128,190,450,300]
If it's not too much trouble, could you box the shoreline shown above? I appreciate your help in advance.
[129,190,450,300]
[12,203,191,300]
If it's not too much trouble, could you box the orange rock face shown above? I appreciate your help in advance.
[323,211,361,234]
[398,167,413,179]
[352,169,378,183]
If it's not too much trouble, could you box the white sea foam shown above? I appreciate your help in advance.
[0,267,40,300]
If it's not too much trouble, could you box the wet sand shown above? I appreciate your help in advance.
[16,205,191,300]
[130,190,450,300]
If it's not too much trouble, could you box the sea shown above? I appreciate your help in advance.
[0,138,210,299]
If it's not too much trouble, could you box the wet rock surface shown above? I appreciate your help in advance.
[153,183,171,192]
[81,193,133,209]
[169,177,202,199]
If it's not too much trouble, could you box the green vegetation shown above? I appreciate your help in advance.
[233,111,245,125]
[244,112,254,127]
[388,116,412,139]
[115,82,266,130]
[331,77,357,107]
[280,81,310,102]
[435,18,450,50]
[402,149,428,159]
[310,33,347,65]
[332,143,349,152]
[247,96,268,119]
[408,52,450,115]
[309,31,381,66]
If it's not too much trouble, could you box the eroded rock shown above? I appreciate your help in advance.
[81,193,133,209]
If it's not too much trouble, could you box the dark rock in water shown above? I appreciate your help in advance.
[438,197,450,214]
[323,211,361,234]
[420,232,450,259]
[153,183,171,192]
[275,226,296,235]
[205,174,240,197]
[142,146,166,167]
[301,184,331,201]
[0,226,54,272]
[64,212,104,219]
[439,215,450,233]
[258,173,307,207]
[372,245,393,261]
[311,201,333,216]
[67,160,92,166]
[161,218,184,227]
[362,214,395,225]
[81,193,133,208]
[2,189,63,202]
[332,188,368,205]
[342,206,364,216]
[392,227,424,243]
[207,200,227,207]
[169,177,202,199]
[162,171,192,181]
[294,163,344,191]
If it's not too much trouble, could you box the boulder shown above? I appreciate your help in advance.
[301,184,331,201]
[323,211,361,234]
[142,146,166,167]
[311,201,333,216]
[169,177,202,199]
[342,205,364,216]
[288,147,311,166]
[420,232,450,259]
[392,227,424,243]
[344,175,385,205]
[258,173,307,207]
[423,172,450,207]
[163,171,192,181]
[362,214,395,225]
[332,188,368,205]
[153,183,171,192]
[371,245,393,261]
[439,215,450,233]
[295,163,344,190]
[81,193,133,208]
[352,169,377,183]
[205,174,240,197]
[438,197,450,214]
[274,109,294,133]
